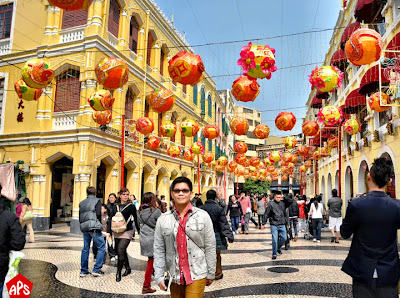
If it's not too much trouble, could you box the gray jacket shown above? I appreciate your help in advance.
[327,196,343,218]
[153,207,216,285]
[139,207,162,257]
[79,195,103,233]
[256,200,266,215]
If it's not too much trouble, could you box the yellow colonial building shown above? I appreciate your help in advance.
[0,0,220,232]
[303,0,400,214]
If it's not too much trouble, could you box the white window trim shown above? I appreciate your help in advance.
[0,72,9,135]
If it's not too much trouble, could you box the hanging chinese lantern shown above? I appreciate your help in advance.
[149,88,175,113]
[48,0,93,11]
[317,106,342,126]
[283,136,297,149]
[319,147,331,158]
[203,124,220,140]
[343,119,361,135]
[249,157,260,167]
[217,156,229,167]
[267,165,275,173]
[136,117,154,135]
[291,154,299,163]
[345,28,383,66]
[368,92,391,112]
[250,175,258,181]
[237,42,277,80]
[308,66,343,92]
[14,79,43,101]
[296,145,309,157]
[180,119,200,137]
[167,145,181,158]
[272,175,279,181]
[230,116,249,135]
[327,135,339,148]
[269,151,282,163]
[282,175,288,181]
[302,121,320,137]
[259,175,265,181]
[313,150,321,160]
[147,136,161,150]
[184,150,195,161]
[281,160,289,167]
[236,165,245,176]
[235,153,248,166]
[231,76,260,102]
[210,161,216,169]
[289,173,295,179]
[281,166,289,174]
[299,165,307,172]
[259,169,266,176]
[282,152,293,163]
[266,176,272,182]
[264,158,272,167]
[95,57,129,90]
[88,89,115,111]
[228,161,238,173]
[253,124,270,139]
[259,162,266,169]
[93,110,112,125]
[248,166,258,175]
[202,152,214,164]
[216,165,225,172]
[275,112,296,131]
[234,141,248,154]
[160,123,177,138]
[287,162,295,170]
[168,51,205,86]
[21,59,55,89]
[243,159,251,168]
[191,141,205,155]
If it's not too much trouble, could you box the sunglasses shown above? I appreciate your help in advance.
[172,189,191,194]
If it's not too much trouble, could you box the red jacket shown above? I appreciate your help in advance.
[298,200,306,218]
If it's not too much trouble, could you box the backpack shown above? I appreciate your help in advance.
[111,204,132,233]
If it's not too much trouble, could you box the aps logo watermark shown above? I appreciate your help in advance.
[6,274,33,297]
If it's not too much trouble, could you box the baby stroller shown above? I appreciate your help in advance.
[303,215,313,240]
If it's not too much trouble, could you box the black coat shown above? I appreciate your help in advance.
[288,200,300,217]
[263,196,294,226]
[0,197,26,282]
[341,191,400,286]
[201,200,234,242]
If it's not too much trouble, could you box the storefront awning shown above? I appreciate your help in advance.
[385,32,400,58]
[359,64,388,95]
[340,22,361,50]
[341,88,366,114]
[354,0,384,24]
[310,96,322,109]
[331,49,348,71]
[316,91,329,99]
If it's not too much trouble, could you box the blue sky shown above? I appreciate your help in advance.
[155,0,342,136]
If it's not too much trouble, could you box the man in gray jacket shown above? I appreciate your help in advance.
[79,186,106,277]
[154,177,216,297]
[327,189,343,243]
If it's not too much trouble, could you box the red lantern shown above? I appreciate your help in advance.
[253,124,270,139]
[302,121,320,137]
[236,165,245,176]
[231,76,260,102]
[228,161,238,173]
[184,150,195,161]
[168,51,205,86]
[275,112,296,131]
[95,57,129,90]
[243,159,250,168]
[235,153,247,166]
[48,0,93,11]
[345,28,383,66]
[282,152,293,163]
[136,117,154,135]
[282,175,288,181]
[249,157,260,167]
[230,116,249,135]
[313,150,321,160]
[149,88,175,113]
[291,154,299,163]
[327,136,339,148]
[160,123,177,138]
[203,124,220,140]
[234,141,248,154]
[147,136,160,150]
[283,136,297,149]
[267,165,275,173]
[368,92,391,112]
[202,152,214,164]
[93,110,112,125]
[319,147,331,158]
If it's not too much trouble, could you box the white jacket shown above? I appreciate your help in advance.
[309,202,324,219]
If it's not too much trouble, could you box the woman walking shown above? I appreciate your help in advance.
[106,193,118,262]
[108,188,140,282]
[227,195,243,234]
[19,198,34,243]
[256,196,266,229]
[297,196,307,232]
[309,195,324,243]
[139,192,162,294]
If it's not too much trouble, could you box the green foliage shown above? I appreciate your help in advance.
[243,178,270,195]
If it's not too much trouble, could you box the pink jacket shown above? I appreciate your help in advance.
[238,196,251,215]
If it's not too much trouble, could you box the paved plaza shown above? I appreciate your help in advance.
[17,223,355,298]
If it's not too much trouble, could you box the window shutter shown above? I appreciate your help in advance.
[62,10,87,29]
[108,0,120,37]
[129,17,139,52]
[160,49,165,76]
[125,89,134,120]
[181,128,186,147]
[147,33,153,66]
[55,70,81,112]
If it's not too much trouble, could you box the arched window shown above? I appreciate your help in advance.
[108,0,120,37]
[54,69,81,112]
[200,87,205,115]
[62,9,87,29]
[129,16,139,53]
[125,88,134,119]
[193,84,198,105]
[146,32,153,66]
[207,94,212,118]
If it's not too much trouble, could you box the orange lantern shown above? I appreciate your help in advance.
[259,169,266,176]
[180,119,200,137]
[14,79,43,101]
[202,152,214,164]
[149,88,175,113]
[231,76,260,102]
[299,165,307,172]
[235,153,248,166]
[236,165,245,176]
[88,89,115,111]
[319,147,331,158]
[296,145,310,157]
[264,158,272,167]
[228,161,238,173]
[253,124,270,139]
[282,175,288,181]
[160,123,177,138]
[167,145,181,158]
[95,57,129,90]
[345,28,383,66]
[302,121,320,137]
[217,156,229,167]
[317,106,342,126]
[93,110,111,125]
[248,166,257,175]
[250,175,258,181]
[136,117,154,135]
[305,160,313,169]
[191,141,205,155]
[313,150,321,160]
[230,116,249,135]
[168,51,205,86]
[249,157,260,167]
[21,59,55,89]
[234,141,248,154]
[243,159,250,168]
[267,165,275,173]
[287,162,295,170]
[281,166,289,174]
[343,119,361,135]
[272,175,279,181]
[259,175,265,181]
[147,136,161,150]
[282,152,293,163]
[48,0,93,11]
[275,112,296,131]
[203,124,220,140]
[291,154,299,163]
[184,150,195,161]
[283,136,297,149]
[368,92,391,112]
[216,165,225,172]
[266,176,272,182]
[259,162,266,169]
[327,136,339,148]
[269,151,282,163]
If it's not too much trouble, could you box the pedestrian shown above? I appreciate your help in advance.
[288,194,299,241]
[93,204,109,264]
[256,196,266,229]
[154,177,216,297]
[108,188,140,282]
[327,189,343,243]
[201,190,234,280]
[79,186,106,277]
[297,195,307,232]
[160,195,168,213]
[227,194,243,234]
[309,195,323,243]
[191,193,203,208]
[131,194,139,211]
[263,191,294,259]
[139,192,162,294]
[19,197,35,243]
[238,192,252,234]
[106,193,117,262]
[0,183,25,294]
[341,157,400,298]
[216,190,228,214]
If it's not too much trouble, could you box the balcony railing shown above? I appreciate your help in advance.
[59,26,85,43]
[52,112,77,130]
[0,39,11,54]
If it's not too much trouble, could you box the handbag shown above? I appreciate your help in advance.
[23,210,34,221]
[241,217,246,226]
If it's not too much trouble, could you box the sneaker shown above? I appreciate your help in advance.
[294,236,298,242]
[317,240,321,243]
[92,270,105,277]
[335,240,340,243]
[272,255,277,260]
[313,238,317,242]
[80,272,90,277]
[277,249,282,255]
[110,257,116,262]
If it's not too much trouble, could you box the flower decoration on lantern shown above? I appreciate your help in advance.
[14,79,43,101]
[167,145,181,158]
[317,106,342,126]
[237,42,277,80]
[308,66,343,92]
[343,119,361,135]
[368,92,391,112]
[228,161,238,173]
[191,141,205,155]
[168,51,205,86]
[48,0,93,11]
[217,156,229,167]
[249,157,260,167]
[253,124,270,139]
[136,117,154,135]
[269,151,282,163]
[275,112,296,131]
[149,88,175,113]
[203,124,220,140]
[302,121,320,137]
[88,89,115,111]
[235,153,248,166]
[160,123,177,138]
[230,116,249,135]
[234,141,248,154]
[202,152,214,164]
[327,136,339,148]
[93,110,112,125]
[95,57,129,90]
[180,119,200,137]
[21,59,55,89]
[231,76,260,102]
[345,28,383,66]
[283,136,297,149]
[184,150,195,162]
[147,136,161,150]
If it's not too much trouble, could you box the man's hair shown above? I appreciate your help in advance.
[86,186,96,195]
[160,195,165,199]
[370,157,394,188]
[206,189,217,201]
[240,191,246,196]
[288,193,293,199]
[274,191,283,197]
[332,189,338,197]
[120,188,129,194]
[171,176,193,192]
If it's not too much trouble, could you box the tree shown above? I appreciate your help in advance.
[243,178,270,195]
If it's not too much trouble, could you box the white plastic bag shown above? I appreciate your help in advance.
[2,251,25,298]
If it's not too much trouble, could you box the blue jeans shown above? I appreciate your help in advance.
[231,216,240,232]
[81,231,106,274]
[312,218,323,240]
[270,225,287,256]
[289,218,298,239]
